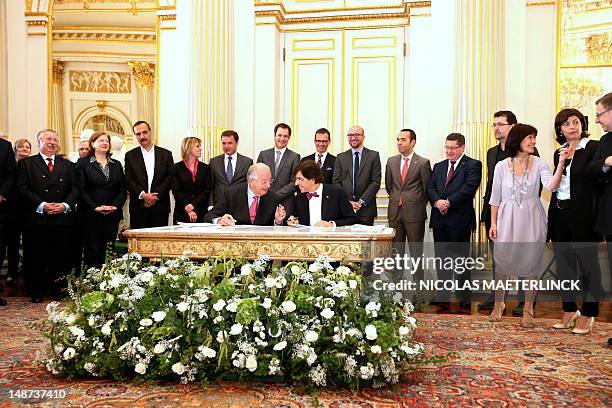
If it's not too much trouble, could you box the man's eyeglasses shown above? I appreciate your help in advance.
[347,133,363,138]
[595,107,611,118]
[444,145,462,151]
[491,123,511,128]
[314,140,329,144]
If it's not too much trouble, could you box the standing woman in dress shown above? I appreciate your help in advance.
[76,131,127,269]
[488,124,568,327]
[548,108,602,334]
[4,139,32,285]
[172,137,212,224]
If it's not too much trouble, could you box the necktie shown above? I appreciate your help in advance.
[47,158,54,173]
[226,156,233,183]
[306,192,319,200]
[352,151,360,199]
[445,161,456,187]
[317,154,323,167]
[274,151,281,177]
[249,196,259,224]
[399,157,410,206]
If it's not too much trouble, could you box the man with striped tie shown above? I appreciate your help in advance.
[301,128,336,185]
[209,130,253,206]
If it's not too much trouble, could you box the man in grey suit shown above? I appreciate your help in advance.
[385,129,432,282]
[332,125,382,225]
[257,123,300,201]
[209,130,253,205]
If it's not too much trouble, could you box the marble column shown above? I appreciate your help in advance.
[50,60,67,150]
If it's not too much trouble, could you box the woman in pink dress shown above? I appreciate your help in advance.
[488,124,568,327]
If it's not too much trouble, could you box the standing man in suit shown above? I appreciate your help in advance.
[287,160,356,227]
[257,123,300,201]
[332,125,382,225]
[427,133,482,308]
[385,129,432,283]
[17,129,78,302]
[209,130,253,206]
[0,137,16,306]
[124,120,174,229]
[302,128,336,184]
[203,163,286,226]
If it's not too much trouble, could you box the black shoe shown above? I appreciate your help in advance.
[0,298,7,306]
[512,303,524,316]
[477,299,495,310]
[31,297,43,303]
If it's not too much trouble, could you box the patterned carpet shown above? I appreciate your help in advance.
[0,298,609,407]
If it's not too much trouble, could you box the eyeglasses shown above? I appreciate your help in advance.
[595,107,611,118]
[561,119,581,127]
[491,123,511,128]
[314,140,329,144]
[444,145,462,151]
[347,133,363,138]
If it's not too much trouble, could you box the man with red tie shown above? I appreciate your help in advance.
[203,163,286,226]
[17,129,78,303]
[385,129,432,282]
[287,160,356,227]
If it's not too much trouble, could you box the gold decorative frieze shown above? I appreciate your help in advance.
[128,60,155,88]
[69,70,132,93]
[52,61,65,85]
[52,32,156,43]
[586,33,612,65]
[159,14,177,21]
[25,20,47,27]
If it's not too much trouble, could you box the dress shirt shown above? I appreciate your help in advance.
[316,152,328,166]
[447,154,464,176]
[307,184,324,226]
[224,153,238,172]
[36,153,71,214]
[400,152,415,175]
[557,137,588,200]
[140,145,155,196]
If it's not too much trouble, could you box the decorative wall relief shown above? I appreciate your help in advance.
[69,71,131,93]
[585,33,612,65]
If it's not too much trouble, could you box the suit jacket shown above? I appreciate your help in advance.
[302,153,336,184]
[481,145,540,223]
[290,184,356,227]
[587,132,612,235]
[548,140,601,241]
[0,138,16,220]
[332,147,382,217]
[209,153,253,205]
[257,148,300,200]
[17,154,78,227]
[124,145,174,215]
[75,157,127,220]
[427,155,482,231]
[385,153,432,223]
[203,182,282,225]
[172,160,212,223]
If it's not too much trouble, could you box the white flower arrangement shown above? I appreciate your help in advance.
[42,253,430,389]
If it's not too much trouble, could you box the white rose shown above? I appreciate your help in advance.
[101,324,111,336]
[65,314,76,325]
[336,265,351,275]
[213,299,226,312]
[273,341,287,351]
[157,266,168,275]
[230,323,243,336]
[152,311,166,322]
[348,280,358,289]
[240,264,252,276]
[320,308,334,320]
[140,271,154,282]
[176,302,189,312]
[88,315,96,327]
[153,343,166,354]
[264,277,277,288]
[213,315,224,324]
[216,330,227,343]
[398,326,410,336]
[371,345,382,354]
[291,265,301,275]
[171,362,185,375]
[406,316,417,328]
[262,298,272,309]
[281,300,296,313]
[99,281,107,291]
[140,318,153,327]
[69,326,85,337]
[305,330,319,343]
[63,347,76,360]
[226,301,239,313]
[200,346,216,358]
[134,363,147,374]
[365,324,378,341]
[245,355,258,372]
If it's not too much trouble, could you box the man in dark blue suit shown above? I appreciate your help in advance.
[427,133,482,309]
[301,128,336,185]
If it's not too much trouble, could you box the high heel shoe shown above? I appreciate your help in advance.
[553,310,580,329]
[571,317,594,335]
[487,303,505,322]
[520,311,536,328]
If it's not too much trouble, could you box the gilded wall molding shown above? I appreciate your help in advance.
[53,31,155,43]
[128,60,155,88]
[526,1,556,6]
[69,70,132,93]
[52,60,64,85]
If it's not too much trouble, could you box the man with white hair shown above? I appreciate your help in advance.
[203,163,286,226]
[17,129,78,303]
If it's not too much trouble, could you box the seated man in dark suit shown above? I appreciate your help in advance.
[203,163,286,226]
[301,127,336,185]
[287,160,356,227]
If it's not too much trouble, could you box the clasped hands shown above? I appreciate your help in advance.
[95,205,118,214]
[141,192,159,207]
[185,204,197,222]
[434,199,451,215]
[43,202,67,215]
